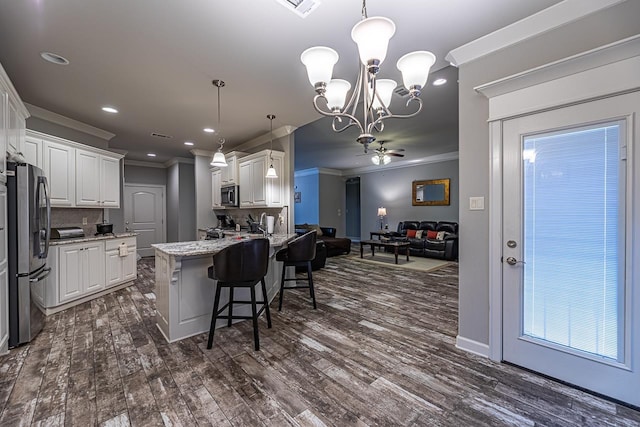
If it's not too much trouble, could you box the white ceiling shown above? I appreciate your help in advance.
[0,0,563,169]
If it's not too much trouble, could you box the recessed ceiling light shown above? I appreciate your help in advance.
[203,128,214,133]
[184,141,195,146]
[433,78,447,86]
[101,106,118,113]
[147,153,157,157]
[40,52,70,65]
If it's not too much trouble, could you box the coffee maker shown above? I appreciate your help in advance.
[216,214,227,229]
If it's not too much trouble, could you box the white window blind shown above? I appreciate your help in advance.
[522,122,624,361]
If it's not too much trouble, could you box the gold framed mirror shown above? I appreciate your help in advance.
[412,179,450,206]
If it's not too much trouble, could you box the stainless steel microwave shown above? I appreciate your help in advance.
[221,185,239,207]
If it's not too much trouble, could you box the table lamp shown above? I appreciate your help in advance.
[377,207,387,230]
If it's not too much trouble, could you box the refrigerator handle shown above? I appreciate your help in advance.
[36,176,51,259]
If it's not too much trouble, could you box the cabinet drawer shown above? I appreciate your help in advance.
[105,237,136,251]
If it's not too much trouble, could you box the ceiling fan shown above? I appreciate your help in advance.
[365,140,405,165]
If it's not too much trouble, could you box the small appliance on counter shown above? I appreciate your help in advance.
[51,226,85,240]
[205,228,225,239]
[95,221,114,236]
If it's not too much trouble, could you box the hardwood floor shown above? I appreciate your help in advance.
[1,256,639,426]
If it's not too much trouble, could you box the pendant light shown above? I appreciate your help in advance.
[265,114,278,179]
[210,79,228,167]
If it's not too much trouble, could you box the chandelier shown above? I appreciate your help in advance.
[300,0,435,151]
[210,79,228,167]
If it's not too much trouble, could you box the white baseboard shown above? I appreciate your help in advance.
[456,335,490,358]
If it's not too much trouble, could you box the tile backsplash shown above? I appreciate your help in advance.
[212,206,290,234]
[51,208,104,236]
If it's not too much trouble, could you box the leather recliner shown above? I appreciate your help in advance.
[390,220,459,261]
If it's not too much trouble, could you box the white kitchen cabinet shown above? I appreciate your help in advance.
[58,241,105,303]
[220,151,246,185]
[105,237,137,287]
[43,140,76,207]
[0,90,6,182]
[76,150,120,208]
[0,186,8,354]
[211,169,222,209]
[1,62,29,184]
[7,98,26,157]
[23,135,43,169]
[238,150,284,208]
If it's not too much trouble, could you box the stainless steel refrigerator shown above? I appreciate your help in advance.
[7,162,51,347]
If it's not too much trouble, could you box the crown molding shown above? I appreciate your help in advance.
[233,125,297,152]
[124,159,167,169]
[294,167,342,178]
[164,157,195,167]
[25,102,116,141]
[446,0,626,67]
[343,151,459,176]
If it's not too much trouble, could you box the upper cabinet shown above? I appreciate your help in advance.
[220,151,246,186]
[238,150,285,208]
[27,130,123,208]
[211,169,222,209]
[1,61,29,184]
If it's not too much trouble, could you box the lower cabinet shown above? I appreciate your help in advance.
[105,237,137,287]
[33,235,137,312]
[58,241,105,303]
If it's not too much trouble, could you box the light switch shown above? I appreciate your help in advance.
[470,196,485,211]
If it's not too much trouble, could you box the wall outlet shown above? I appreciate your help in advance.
[82,217,88,225]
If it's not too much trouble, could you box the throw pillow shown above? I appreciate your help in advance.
[415,230,423,238]
[307,224,323,236]
[406,229,417,238]
[436,231,446,240]
[426,230,438,239]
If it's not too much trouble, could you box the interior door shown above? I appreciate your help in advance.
[124,184,165,257]
[502,92,640,406]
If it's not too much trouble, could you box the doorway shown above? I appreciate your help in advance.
[501,92,639,406]
[345,177,361,241]
[123,184,166,257]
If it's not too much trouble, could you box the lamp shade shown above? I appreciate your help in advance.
[351,17,395,67]
[383,154,391,165]
[377,207,387,217]
[371,79,397,110]
[325,79,351,111]
[300,46,339,87]
[396,51,436,91]
[371,155,380,165]
[210,151,228,167]
[265,164,278,179]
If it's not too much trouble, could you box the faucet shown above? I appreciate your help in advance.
[259,212,266,227]
[258,212,267,237]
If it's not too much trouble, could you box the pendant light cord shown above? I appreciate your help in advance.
[361,0,367,19]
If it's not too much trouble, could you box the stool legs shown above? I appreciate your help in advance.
[227,288,234,327]
[207,284,222,349]
[307,261,317,309]
[278,261,316,311]
[250,285,259,351]
[261,278,272,328]
[278,263,287,311]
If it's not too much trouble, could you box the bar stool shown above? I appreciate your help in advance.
[275,230,317,311]
[207,238,271,351]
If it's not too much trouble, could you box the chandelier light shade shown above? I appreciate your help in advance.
[351,17,396,71]
[210,79,228,167]
[300,0,436,151]
[265,114,278,179]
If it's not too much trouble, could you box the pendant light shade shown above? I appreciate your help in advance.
[210,79,228,167]
[301,46,339,88]
[370,78,397,110]
[351,16,395,70]
[325,79,351,111]
[396,51,436,95]
[266,114,278,179]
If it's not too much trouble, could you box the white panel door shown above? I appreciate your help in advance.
[502,92,640,406]
[124,184,165,257]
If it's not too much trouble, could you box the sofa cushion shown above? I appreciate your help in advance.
[419,221,437,231]
[296,223,323,236]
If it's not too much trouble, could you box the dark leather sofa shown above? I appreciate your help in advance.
[389,221,458,261]
[295,225,351,257]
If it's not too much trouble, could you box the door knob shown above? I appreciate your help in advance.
[506,256,525,265]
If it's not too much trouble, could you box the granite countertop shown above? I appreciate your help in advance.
[49,232,138,246]
[152,233,297,257]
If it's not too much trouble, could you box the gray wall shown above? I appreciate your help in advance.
[347,159,459,238]
[27,116,109,150]
[293,173,319,225]
[178,163,196,241]
[166,164,179,242]
[194,154,216,229]
[457,1,640,346]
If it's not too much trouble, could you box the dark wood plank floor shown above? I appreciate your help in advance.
[1,255,639,426]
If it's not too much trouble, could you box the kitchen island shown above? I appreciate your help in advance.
[153,234,296,343]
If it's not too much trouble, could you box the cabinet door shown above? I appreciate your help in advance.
[6,99,17,154]
[44,141,75,206]
[211,169,222,208]
[226,156,236,184]
[0,187,8,352]
[59,244,84,302]
[238,161,253,206]
[122,247,137,282]
[23,136,43,169]
[0,90,7,180]
[100,156,120,207]
[266,155,284,207]
[85,242,105,293]
[105,249,123,287]
[76,150,101,206]
[251,157,267,205]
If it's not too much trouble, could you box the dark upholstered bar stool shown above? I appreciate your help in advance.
[275,230,317,311]
[207,238,271,351]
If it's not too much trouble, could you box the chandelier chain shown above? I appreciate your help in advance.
[361,0,367,19]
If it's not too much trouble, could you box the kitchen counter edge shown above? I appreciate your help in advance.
[152,233,297,257]
[49,232,139,246]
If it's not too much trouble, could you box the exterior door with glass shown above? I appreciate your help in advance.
[502,92,640,406]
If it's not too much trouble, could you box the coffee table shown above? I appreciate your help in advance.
[370,230,392,240]
[360,240,410,264]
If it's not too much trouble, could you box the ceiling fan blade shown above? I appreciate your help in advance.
[386,148,405,153]
[387,153,404,157]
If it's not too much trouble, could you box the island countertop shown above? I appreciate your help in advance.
[152,233,297,257]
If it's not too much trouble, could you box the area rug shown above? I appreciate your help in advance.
[350,250,451,272]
